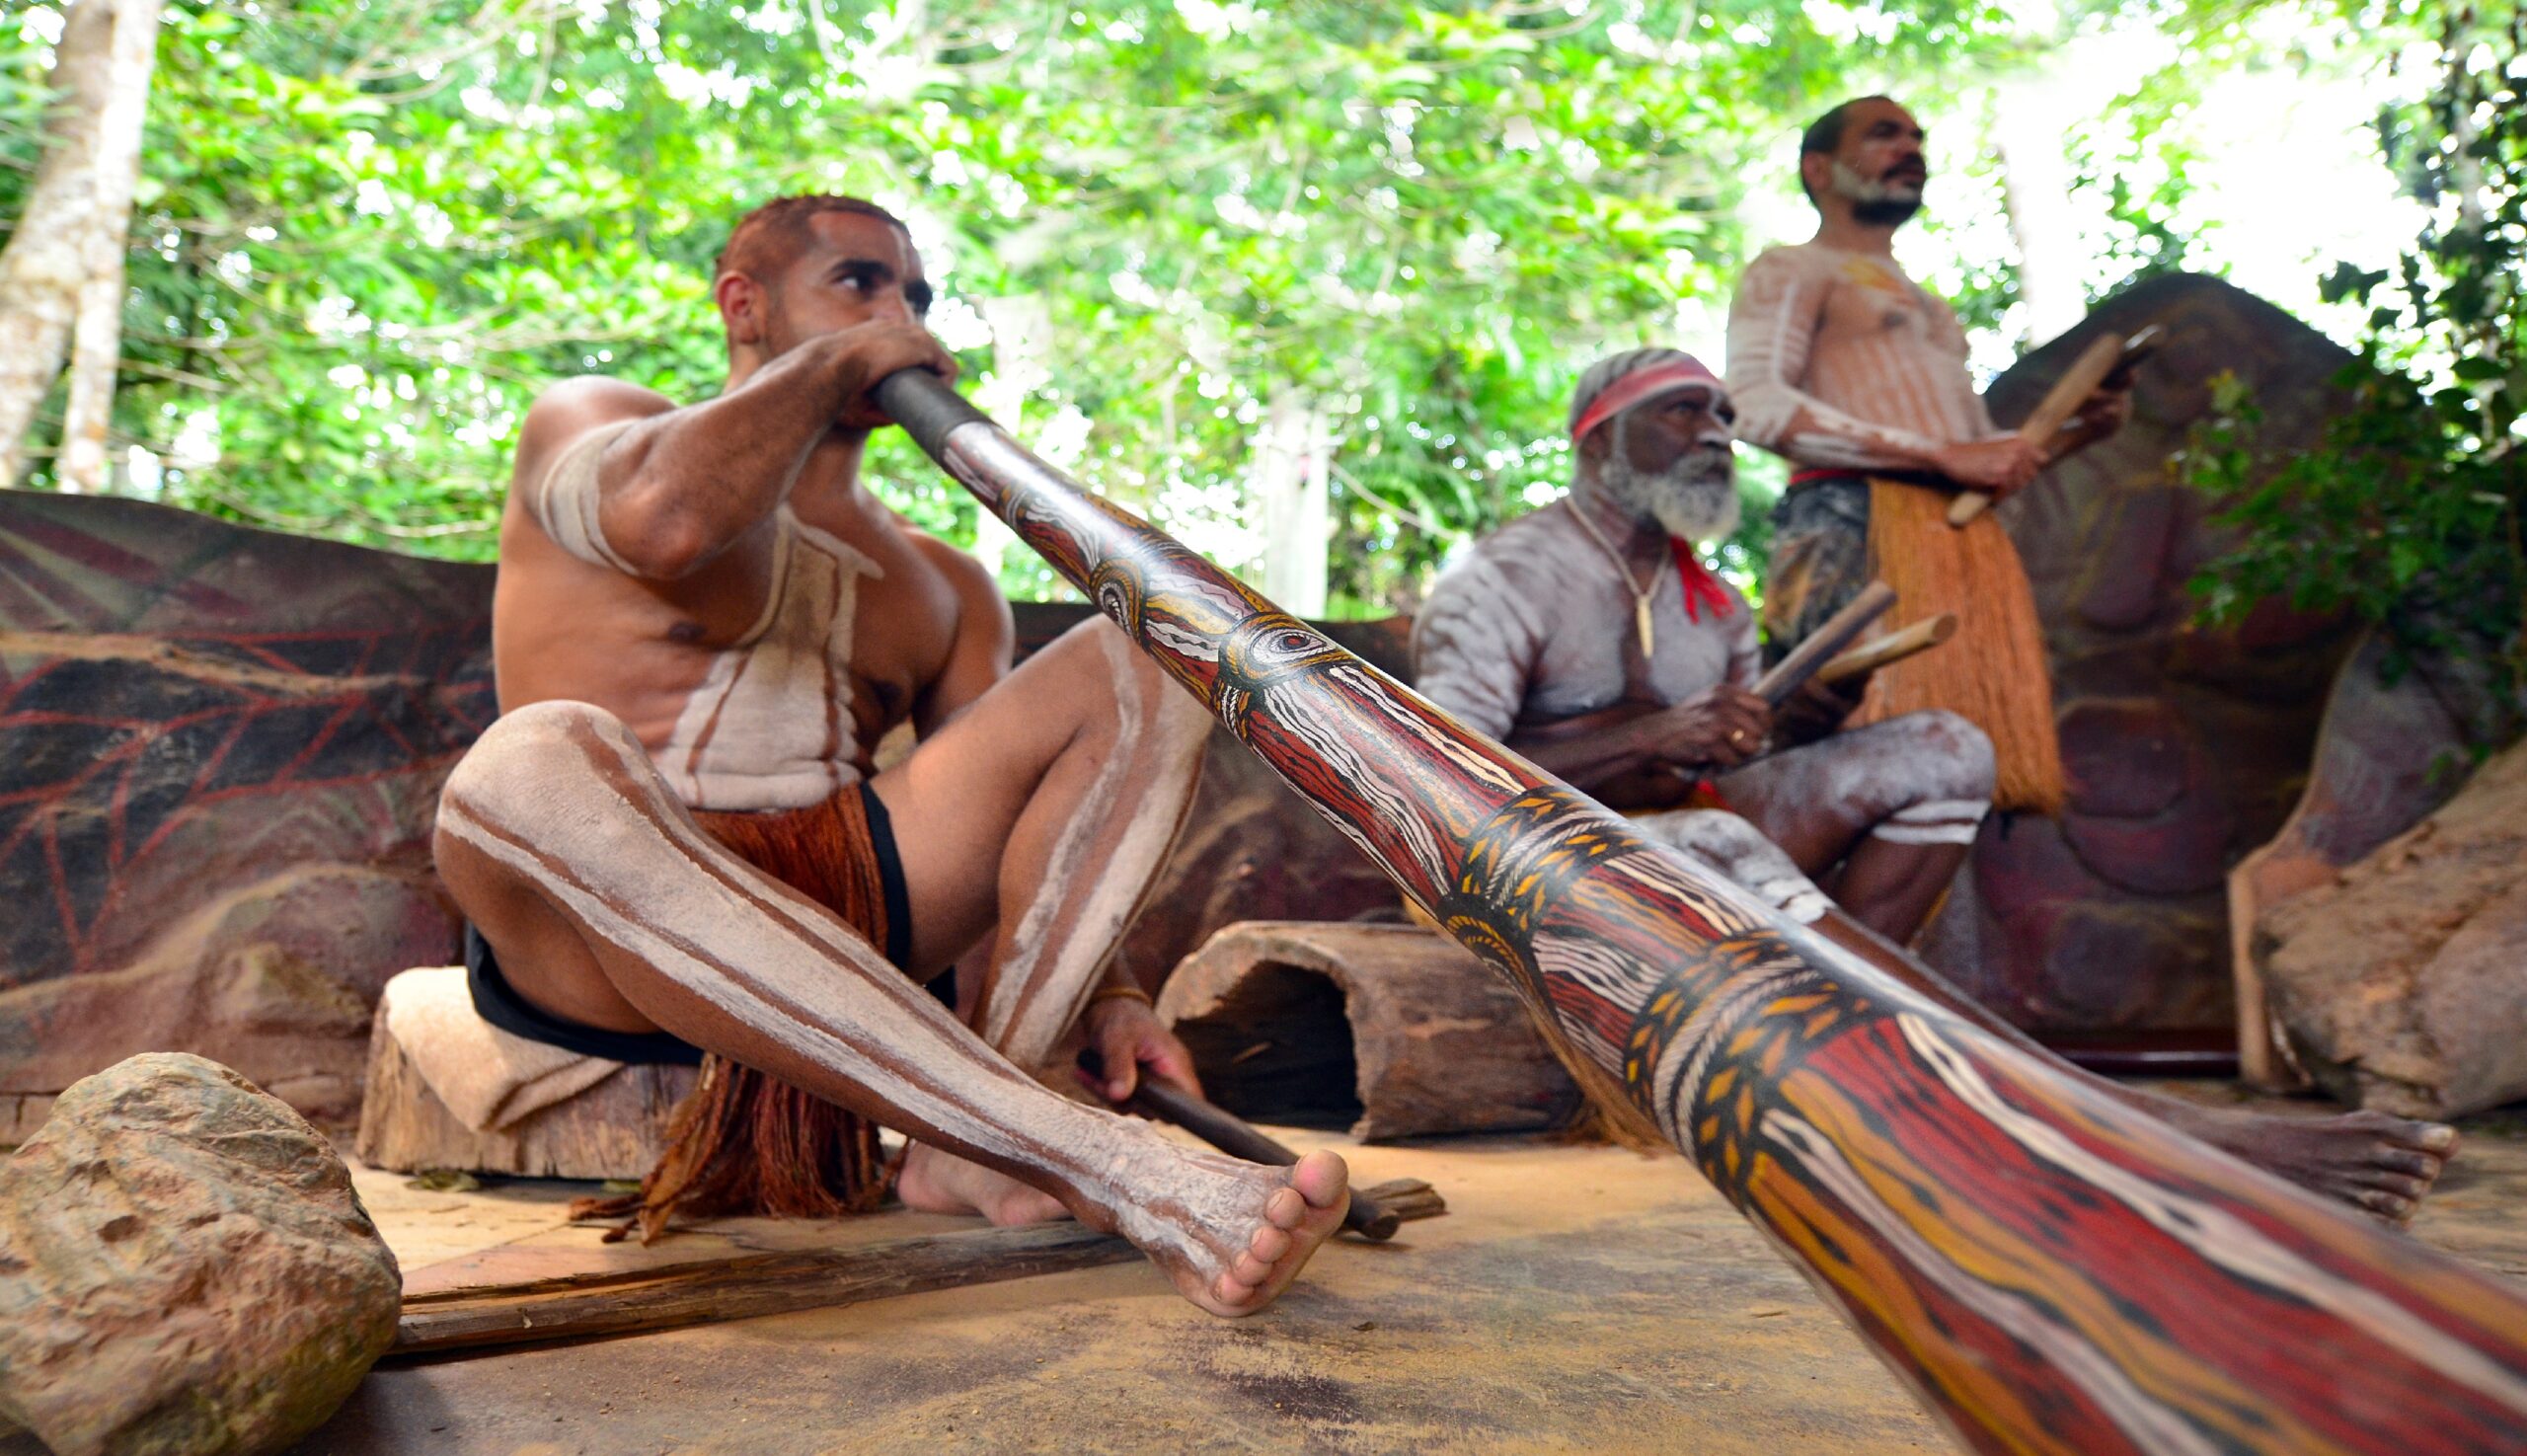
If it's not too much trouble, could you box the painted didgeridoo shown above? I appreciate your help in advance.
[872,369,2527,1456]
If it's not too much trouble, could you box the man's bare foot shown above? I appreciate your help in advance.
[896,1141,1071,1226]
[2144,1096,2458,1223]
[1116,1147,1350,1318]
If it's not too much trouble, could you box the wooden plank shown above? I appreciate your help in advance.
[391,1178,1444,1358]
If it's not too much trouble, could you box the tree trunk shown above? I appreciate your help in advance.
[0,0,165,492]
[1256,393,1328,616]
[1991,75,2082,347]
[969,295,1053,580]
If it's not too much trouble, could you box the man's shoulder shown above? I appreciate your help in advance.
[513,376,676,482]
[1436,505,1583,593]
[900,525,1001,602]
[1739,242,1838,279]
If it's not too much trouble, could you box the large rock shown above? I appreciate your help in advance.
[2259,740,2527,1117]
[1,494,492,1128]
[1918,273,2366,1031]
[0,1053,401,1455]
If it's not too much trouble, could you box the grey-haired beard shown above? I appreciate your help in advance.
[1829,158,1924,226]
[1597,420,1739,545]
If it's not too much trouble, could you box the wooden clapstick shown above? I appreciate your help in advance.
[1078,1049,1411,1240]
[1750,579,1896,708]
[1816,612,1956,687]
[1948,331,2127,526]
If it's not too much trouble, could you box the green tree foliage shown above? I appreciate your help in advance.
[2172,0,2525,719]
[1,0,2028,609]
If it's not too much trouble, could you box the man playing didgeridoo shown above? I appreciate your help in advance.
[1725,95,2123,814]
[431,193,1346,1313]
[1414,348,2456,1221]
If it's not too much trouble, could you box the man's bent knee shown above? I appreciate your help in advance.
[1065,613,1213,749]
[441,699,642,824]
[1867,710,1993,848]
[1634,809,1832,924]
[1895,709,1996,802]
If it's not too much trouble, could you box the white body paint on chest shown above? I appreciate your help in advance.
[654,508,881,812]
[1725,243,2001,471]
[1414,502,1758,740]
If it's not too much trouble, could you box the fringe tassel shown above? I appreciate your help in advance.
[571,1056,890,1243]
[571,789,898,1244]
[1856,478,2066,815]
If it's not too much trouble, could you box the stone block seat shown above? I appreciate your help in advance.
[353,966,693,1182]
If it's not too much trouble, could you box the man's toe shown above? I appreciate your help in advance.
[1246,1229,1289,1267]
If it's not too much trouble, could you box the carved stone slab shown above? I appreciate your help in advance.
[1920,272,2366,1032]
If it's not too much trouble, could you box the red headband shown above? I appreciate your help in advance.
[1570,356,1722,443]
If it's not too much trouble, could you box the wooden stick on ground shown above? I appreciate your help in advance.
[1750,579,1896,708]
[1815,613,1956,688]
[391,1177,1446,1359]
[1949,331,2134,526]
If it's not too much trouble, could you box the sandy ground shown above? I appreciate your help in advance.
[255,1084,2527,1456]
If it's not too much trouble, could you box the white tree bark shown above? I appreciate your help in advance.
[1993,73,2088,348]
[1256,392,1329,618]
[971,295,1053,581]
[57,0,164,495]
[0,0,165,492]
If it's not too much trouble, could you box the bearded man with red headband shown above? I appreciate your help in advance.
[1412,348,1994,946]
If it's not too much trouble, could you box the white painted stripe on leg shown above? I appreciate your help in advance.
[1889,799,1991,823]
[1869,822,1983,846]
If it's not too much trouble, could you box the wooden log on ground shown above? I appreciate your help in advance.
[392,1178,1444,1357]
[353,1013,696,1182]
[1157,922,1582,1141]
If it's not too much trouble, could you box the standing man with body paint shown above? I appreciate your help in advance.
[1412,348,2457,1221]
[432,194,1346,1313]
[1725,95,2126,813]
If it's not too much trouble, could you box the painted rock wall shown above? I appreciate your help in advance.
[1917,273,2362,1030]
[0,494,493,1132]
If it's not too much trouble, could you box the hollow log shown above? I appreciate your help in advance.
[1158,922,1581,1141]
[876,367,2527,1456]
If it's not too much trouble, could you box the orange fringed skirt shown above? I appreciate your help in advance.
[573,782,921,1243]
[1765,473,2065,814]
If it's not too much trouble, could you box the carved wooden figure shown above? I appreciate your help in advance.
[874,369,2527,1456]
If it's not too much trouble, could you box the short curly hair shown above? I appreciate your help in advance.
[714,194,906,283]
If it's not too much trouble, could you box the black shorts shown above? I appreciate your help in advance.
[464,783,954,1065]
